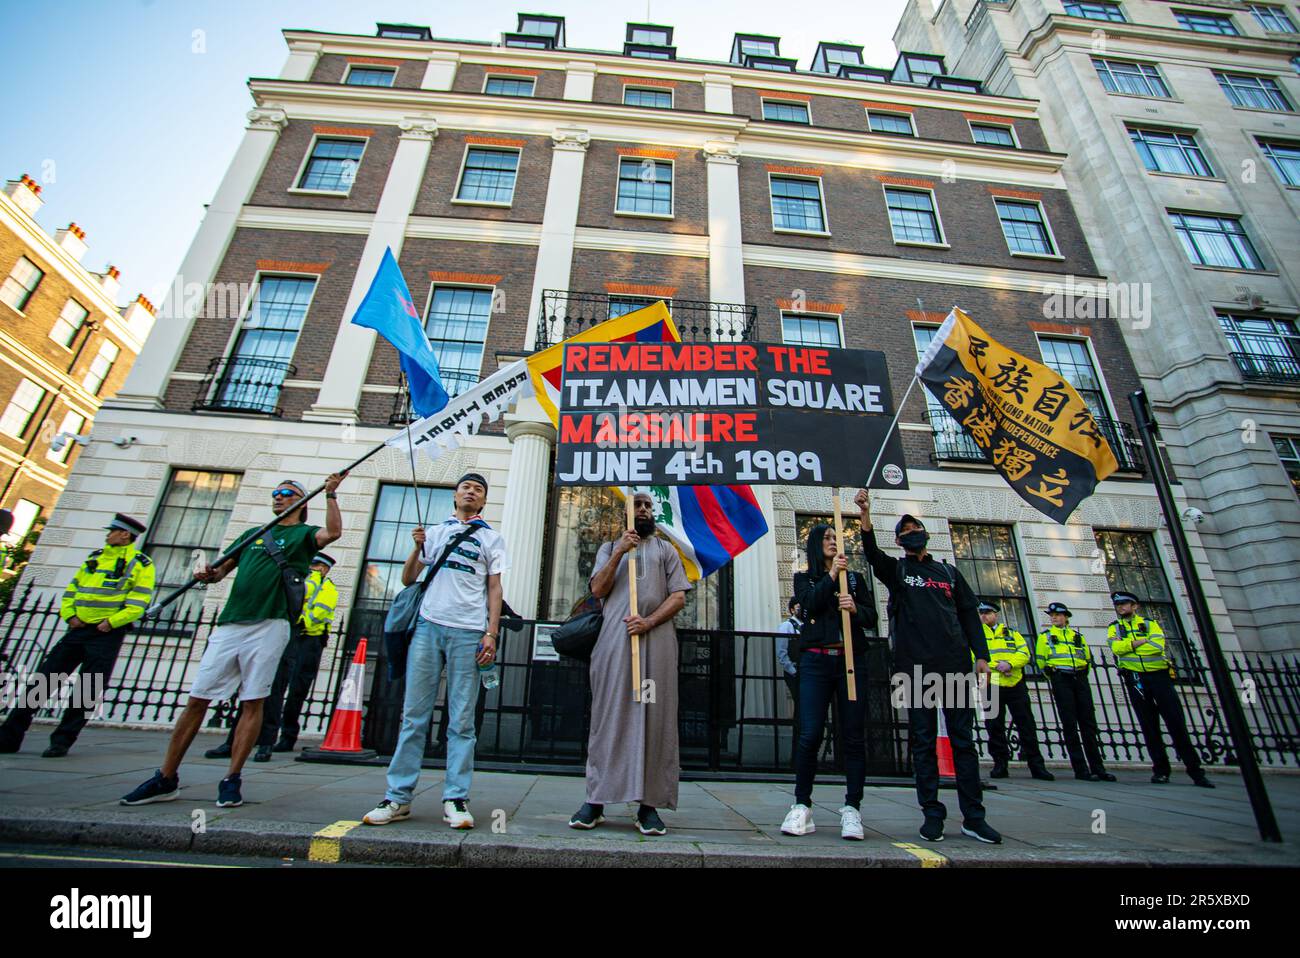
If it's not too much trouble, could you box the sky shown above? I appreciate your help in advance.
[0,0,915,308]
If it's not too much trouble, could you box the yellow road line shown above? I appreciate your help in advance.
[0,851,241,869]
[308,820,361,863]
[892,842,949,868]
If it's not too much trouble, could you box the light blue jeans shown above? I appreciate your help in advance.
[385,618,482,805]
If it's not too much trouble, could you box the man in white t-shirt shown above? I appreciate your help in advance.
[362,473,509,829]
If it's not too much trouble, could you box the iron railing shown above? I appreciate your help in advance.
[388,370,489,427]
[3,583,1297,776]
[193,356,296,417]
[537,290,758,351]
[922,411,1145,474]
[1095,416,1145,474]
[1231,352,1300,386]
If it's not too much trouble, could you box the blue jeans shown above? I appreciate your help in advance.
[385,619,482,805]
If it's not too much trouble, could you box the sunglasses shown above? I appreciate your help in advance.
[271,488,301,499]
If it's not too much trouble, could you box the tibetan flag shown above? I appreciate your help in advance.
[349,247,449,418]
[916,307,1119,523]
[527,302,768,580]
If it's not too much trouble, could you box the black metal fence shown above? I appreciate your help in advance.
[537,290,758,351]
[192,356,296,417]
[2,584,1297,775]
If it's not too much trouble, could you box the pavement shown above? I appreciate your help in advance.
[0,727,1297,868]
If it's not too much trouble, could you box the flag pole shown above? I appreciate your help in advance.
[401,377,425,528]
[626,487,641,702]
[863,374,920,487]
[832,493,857,701]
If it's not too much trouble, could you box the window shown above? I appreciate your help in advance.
[624,87,672,109]
[1128,127,1214,176]
[504,37,549,49]
[995,199,1056,256]
[1214,72,1292,111]
[425,287,492,395]
[868,111,915,136]
[616,158,673,216]
[1272,435,1300,497]
[46,411,84,463]
[630,26,671,45]
[345,66,396,87]
[628,47,672,59]
[218,276,316,411]
[0,256,44,312]
[1218,313,1300,380]
[824,47,863,68]
[1169,212,1263,269]
[297,138,364,192]
[456,148,519,204]
[1039,337,1109,420]
[763,99,810,124]
[1064,1,1127,21]
[0,499,39,546]
[144,470,242,622]
[484,76,535,97]
[914,325,984,461]
[740,38,778,59]
[1093,530,1194,674]
[608,295,660,318]
[951,523,1037,654]
[781,313,842,348]
[971,123,1016,147]
[81,339,120,396]
[1092,58,1170,97]
[356,484,454,615]
[770,176,826,232]
[377,26,429,40]
[0,379,46,438]
[1259,139,1300,185]
[794,513,873,597]
[750,59,795,72]
[1174,9,1239,34]
[885,187,944,245]
[1251,4,1298,32]
[899,54,944,86]
[50,299,89,348]
[518,16,562,42]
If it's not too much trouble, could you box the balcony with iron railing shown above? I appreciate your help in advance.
[192,356,296,417]
[388,370,487,426]
[1231,352,1300,386]
[536,290,758,350]
[924,409,1146,474]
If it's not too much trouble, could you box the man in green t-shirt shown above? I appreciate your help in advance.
[121,471,346,808]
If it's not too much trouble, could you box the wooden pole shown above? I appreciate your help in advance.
[831,493,857,701]
[626,491,641,702]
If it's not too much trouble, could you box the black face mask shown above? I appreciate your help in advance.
[899,530,929,553]
[634,517,656,539]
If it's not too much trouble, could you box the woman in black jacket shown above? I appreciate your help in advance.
[781,523,878,840]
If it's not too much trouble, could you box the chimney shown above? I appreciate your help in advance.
[3,174,44,217]
[120,293,158,341]
[54,222,87,262]
[98,265,121,300]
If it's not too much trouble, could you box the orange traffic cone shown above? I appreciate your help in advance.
[936,708,956,780]
[301,638,377,761]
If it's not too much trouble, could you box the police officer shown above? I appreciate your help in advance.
[0,513,154,756]
[1109,591,1212,788]
[1037,602,1116,782]
[978,601,1053,781]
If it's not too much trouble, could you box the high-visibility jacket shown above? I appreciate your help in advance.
[1108,614,1168,673]
[979,622,1030,687]
[60,543,155,629]
[299,571,337,638]
[1036,625,1092,671]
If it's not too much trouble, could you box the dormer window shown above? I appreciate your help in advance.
[627,23,672,46]
[812,42,864,74]
[512,13,565,47]
[731,33,781,64]
[376,23,431,40]
[893,53,945,86]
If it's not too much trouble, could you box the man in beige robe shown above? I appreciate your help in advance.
[569,492,690,835]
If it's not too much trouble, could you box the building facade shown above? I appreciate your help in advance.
[21,13,1240,689]
[894,0,1300,653]
[0,174,154,552]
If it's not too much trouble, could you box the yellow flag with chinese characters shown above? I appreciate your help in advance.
[915,308,1121,523]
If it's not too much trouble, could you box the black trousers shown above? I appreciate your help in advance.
[1047,670,1107,775]
[1120,669,1203,778]
[783,671,800,765]
[907,700,985,824]
[222,630,325,749]
[984,681,1046,768]
[0,625,126,749]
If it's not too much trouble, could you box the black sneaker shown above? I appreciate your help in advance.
[41,744,69,758]
[204,743,232,760]
[1094,771,1117,782]
[216,774,243,807]
[272,740,296,753]
[568,803,605,829]
[1151,773,1170,784]
[120,769,179,805]
[918,818,945,842]
[636,805,667,836]
[961,820,1003,844]
[0,732,22,754]
[1029,766,1056,782]
[253,746,272,763]
[990,764,1009,779]
[1192,776,1215,789]
[1076,771,1101,781]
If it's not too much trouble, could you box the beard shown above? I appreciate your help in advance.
[634,517,656,539]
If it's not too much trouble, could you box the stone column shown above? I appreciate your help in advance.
[563,61,597,101]
[523,127,590,351]
[280,41,322,81]
[703,73,734,114]
[499,418,557,618]
[304,117,438,423]
[422,51,459,90]
[112,108,289,409]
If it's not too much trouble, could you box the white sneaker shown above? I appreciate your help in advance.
[839,805,865,841]
[362,799,410,825]
[443,798,475,829]
[780,803,815,836]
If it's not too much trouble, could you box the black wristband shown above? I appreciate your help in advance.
[325,492,338,500]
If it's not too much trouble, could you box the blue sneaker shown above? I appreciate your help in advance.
[120,770,179,805]
[216,774,242,807]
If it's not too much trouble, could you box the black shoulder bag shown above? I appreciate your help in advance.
[260,534,307,625]
[382,524,481,680]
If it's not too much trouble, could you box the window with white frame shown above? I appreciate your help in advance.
[1093,529,1194,674]
[781,313,842,348]
[0,498,40,545]
[144,469,243,621]
[356,484,456,613]
[425,286,492,395]
[616,157,673,216]
[0,379,46,438]
[995,199,1056,255]
[608,295,660,318]
[913,325,983,459]
[46,410,85,463]
[971,123,1016,147]
[1092,58,1170,97]
[868,111,914,136]
[1272,434,1300,498]
[1217,313,1300,373]
[885,187,944,244]
[623,87,672,109]
[1064,1,1127,21]
[1174,9,1239,34]
[81,339,120,396]
[770,176,826,232]
[1039,336,1110,420]
[297,138,364,192]
[0,256,44,312]
[484,75,535,97]
[1169,212,1264,269]
[1250,4,1298,32]
[1214,72,1293,111]
[951,523,1038,651]
[456,148,519,204]
[345,66,396,87]
[763,99,810,123]
[1128,127,1214,176]
[218,276,316,411]
[1258,139,1300,185]
[50,299,88,348]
